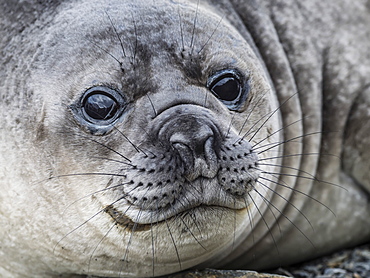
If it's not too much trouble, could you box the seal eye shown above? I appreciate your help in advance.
[207,69,248,110]
[83,92,118,120]
[71,86,126,135]
[210,75,241,102]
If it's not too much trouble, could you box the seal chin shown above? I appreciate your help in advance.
[105,204,247,231]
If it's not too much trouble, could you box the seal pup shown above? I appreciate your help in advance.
[0,0,370,277]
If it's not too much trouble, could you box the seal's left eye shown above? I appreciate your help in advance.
[207,69,248,110]
[209,75,241,102]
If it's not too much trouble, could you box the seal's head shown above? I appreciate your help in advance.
[0,0,281,277]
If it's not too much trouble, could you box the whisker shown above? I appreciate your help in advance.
[244,197,256,247]
[119,212,140,277]
[226,112,238,138]
[259,162,321,182]
[244,170,282,235]
[237,90,267,137]
[257,186,283,235]
[239,110,274,144]
[184,177,203,196]
[53,196,126,253]
[105,11,126,58]
[177,6,185,51]
[87,39,122,66]
[232,199,237,250]
[251,117,307,149]
[216,182,229,235]
[150,213,156,277]
[130,13,138,67]
[48,172,127,180]
[62,182,131,216]
[113,127,147,156]
[87,221,117,274]
[90,156,133,166]
[190,0,200,56]
[180,195,204,239]
[260,169,347,191]
[248,191,279,254]
[255,131,324,155]
[180,212,207,250]
[258,176,337,216]
[198,14,224,54]
[73,134,131,162]
[253,188,316,249]
[258,152,340,162]
[257,180,314,232]
[244,93,299,143]
[146,93,158,117]
[175,199,206,249]
[165,218,182,270]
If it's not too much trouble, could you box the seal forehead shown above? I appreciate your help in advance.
[38,0,249,71]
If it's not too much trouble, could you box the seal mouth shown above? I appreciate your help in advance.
[104,204,245,232]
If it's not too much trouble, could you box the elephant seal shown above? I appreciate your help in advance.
[1,0,370,277]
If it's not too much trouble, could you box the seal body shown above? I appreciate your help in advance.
[0,0,370,277]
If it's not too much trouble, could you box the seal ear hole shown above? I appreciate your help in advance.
[207,69,249,110]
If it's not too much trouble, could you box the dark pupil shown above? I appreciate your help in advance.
[211,77,240,101]
[84,93,118,120]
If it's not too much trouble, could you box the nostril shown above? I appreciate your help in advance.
[194,141,204,156]
[171,141,194,168]
[171,141,191,154]
[194,135,213,156]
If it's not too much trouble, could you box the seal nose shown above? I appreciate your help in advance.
[169,122,218,181]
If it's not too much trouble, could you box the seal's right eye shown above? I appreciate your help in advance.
[71,86,126,135]
[80,86,124,124]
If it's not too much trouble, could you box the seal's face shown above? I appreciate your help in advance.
[5,0,280,277]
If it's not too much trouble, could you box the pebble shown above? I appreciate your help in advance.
[163,269,289,278]
[276,243,370,278]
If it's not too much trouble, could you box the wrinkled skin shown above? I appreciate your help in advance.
[0,0,370,277]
